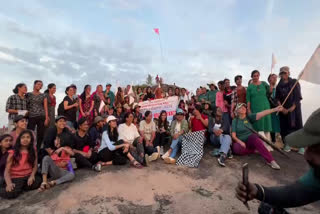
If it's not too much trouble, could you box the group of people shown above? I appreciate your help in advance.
[0,66,304,199]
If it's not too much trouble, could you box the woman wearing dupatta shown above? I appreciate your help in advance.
[92,85,105,117]
[276,66,303,154]
[79,85,95,126]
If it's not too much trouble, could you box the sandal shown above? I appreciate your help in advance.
[48,181,56,188]
[130,160,143,169]
[38,182,50,192]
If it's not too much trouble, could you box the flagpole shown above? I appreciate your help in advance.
[158,33,164,63]
[276,71,304,115]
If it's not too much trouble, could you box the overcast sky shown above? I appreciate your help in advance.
[0,0,320,126]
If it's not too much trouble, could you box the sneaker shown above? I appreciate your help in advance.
[267,161,280,170]
[162,151,170,160]
[217,154,226,167]
[227,150,233,159]
[210,149,220,157]
[93,163,102,172]
[298,148,305,155]
[144,154,150,167]
[164,157,176,164]
[283,145,291,153]
[160,146,164,156]
[150,152,159,162]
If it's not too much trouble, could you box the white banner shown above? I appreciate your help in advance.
[138,96,179,121]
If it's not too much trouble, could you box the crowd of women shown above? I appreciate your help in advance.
[0,66,303,199]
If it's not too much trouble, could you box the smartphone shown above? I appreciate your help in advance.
[242,163,250,210]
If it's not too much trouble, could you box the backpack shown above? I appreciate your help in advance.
[57,101,65,116]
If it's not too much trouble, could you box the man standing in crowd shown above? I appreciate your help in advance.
[236,108,320,212]
[198,86,208,104]
[206,82,218,112]
[104,83,115,107]
[6,83,28,132]
[26,80,49,151]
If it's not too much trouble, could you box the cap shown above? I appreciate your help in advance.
[176,108,184,115]
[94,116,104,124]
[207,81,217,87]
[55,115,67,122]
[235,103,247,111]
[279,66,290,75]
[286,108,320,148]
[200,85,207,89]
[106,115,117,123]
[14,115,27,123]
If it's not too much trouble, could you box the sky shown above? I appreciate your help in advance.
[0,0,320,126]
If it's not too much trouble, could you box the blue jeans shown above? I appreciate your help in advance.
[210,134,232,155]
[170,136,182,158]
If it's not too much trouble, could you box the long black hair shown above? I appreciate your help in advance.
[12,83,26,94]
[12,130,36,167]
[44,83,56,94]
[158,110,168,130]
[107,123,119,142]
[0,134,13,159]
[80,85,91,101]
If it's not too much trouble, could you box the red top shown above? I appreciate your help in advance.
[8,150,33,178]
[191,114,208,132]
[51,150,70,170]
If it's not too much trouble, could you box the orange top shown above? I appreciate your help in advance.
[8,150,33,178]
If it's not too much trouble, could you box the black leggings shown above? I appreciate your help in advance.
[98,148,127,165]
[154,132,170,147]
[74,152,99,168]
[0,175,42,199]
[28,116,46,151]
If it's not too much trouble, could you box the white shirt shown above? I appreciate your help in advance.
[118,123,140,144]
[174,122,181,134]
[139,120,156,141]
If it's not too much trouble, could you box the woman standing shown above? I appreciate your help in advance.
[268,74,281,143]
[115,87,124,107]
[63,86,79,129]
[246,70,273,144]
[45,83,56,127]
[6,83,28,132]
[92,85,105,117]
[276,66,303,154]
[231,75,246,119]
[79,85,94,126]
[27,80,49,151]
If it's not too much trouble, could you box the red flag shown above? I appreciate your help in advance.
[154,28,159,35]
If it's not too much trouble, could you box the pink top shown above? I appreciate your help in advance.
[8,150,33,178]
[215,92,227,113]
